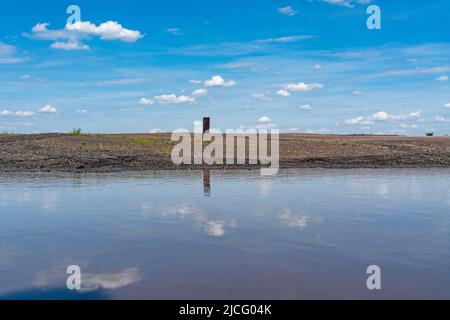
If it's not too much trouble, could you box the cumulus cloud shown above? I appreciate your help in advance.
[259,116,271,123]
[149,128,162,133]
[352,90,363,96]
[273,81,324,99]
[285,82,324,92]
[276,89,291,97]
[28,20,143,49]
[192,88,208,97]
[154,94,195,104]
[189,79,202,84]
[445,103,450,108]
[39,105,58,113]
[204,75,236,87]
[0,110,34,117]
[139,98,154,105]
[81,267,141,292]
[66,21,143,42]
[300,104,312,110]
[314,64,323,69]
[277,6,298,16]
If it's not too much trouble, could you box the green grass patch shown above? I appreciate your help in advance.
[127,137,153,145]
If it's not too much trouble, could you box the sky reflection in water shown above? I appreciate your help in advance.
[0,169,449,299]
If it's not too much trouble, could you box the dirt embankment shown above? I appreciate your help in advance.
[0,133,449,172]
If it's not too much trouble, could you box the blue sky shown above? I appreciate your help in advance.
[1,0,450,135]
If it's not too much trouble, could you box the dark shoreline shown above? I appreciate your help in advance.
[1,133,449,173]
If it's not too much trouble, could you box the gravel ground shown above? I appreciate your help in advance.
[0,133,449,172]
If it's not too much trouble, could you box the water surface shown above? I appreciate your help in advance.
[0,169,449,299]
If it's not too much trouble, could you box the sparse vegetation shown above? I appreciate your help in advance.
[72,129,106,137]
[426,132,434,137]
[128,137,152,145]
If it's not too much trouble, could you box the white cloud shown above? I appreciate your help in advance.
[20,74,31,79]
[305,128,331,134]
[276,89,291,97]
[314,64,323,69]
[189,79,202,84]
[352,90,363,96]
[400,124,418,129]
[39,105,58,113]
[344,116,374,125]
[259,116,271,123]
[0,110,34,117]
[51,41,89,50]
[344,111,422,125]
[28,20,143,49]
[371,111,421,121]
[192,88,208,97]
[166,28,183,36]
[436,75,448,81]
[277,6,298,16]
[285,82,324,92]
[286,128,299,132]
[154,94,195,104]
[81,268,141,292]
[204,221,226,237]
[251,93,272,101]
[204,75,236,87]
[66,21,143,42]
[149,128,162,133]
[279,209,309,229]
[75,109,88,114]
[300,104,312,110]
[445,103,450,108]
[139,98,154,105]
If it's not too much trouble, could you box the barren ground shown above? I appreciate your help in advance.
[0,133,449,172]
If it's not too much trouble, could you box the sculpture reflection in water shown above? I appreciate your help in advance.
[203,169,211,197]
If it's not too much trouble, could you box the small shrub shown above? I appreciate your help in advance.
[425,132,434,137]
[72,128,82,136]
